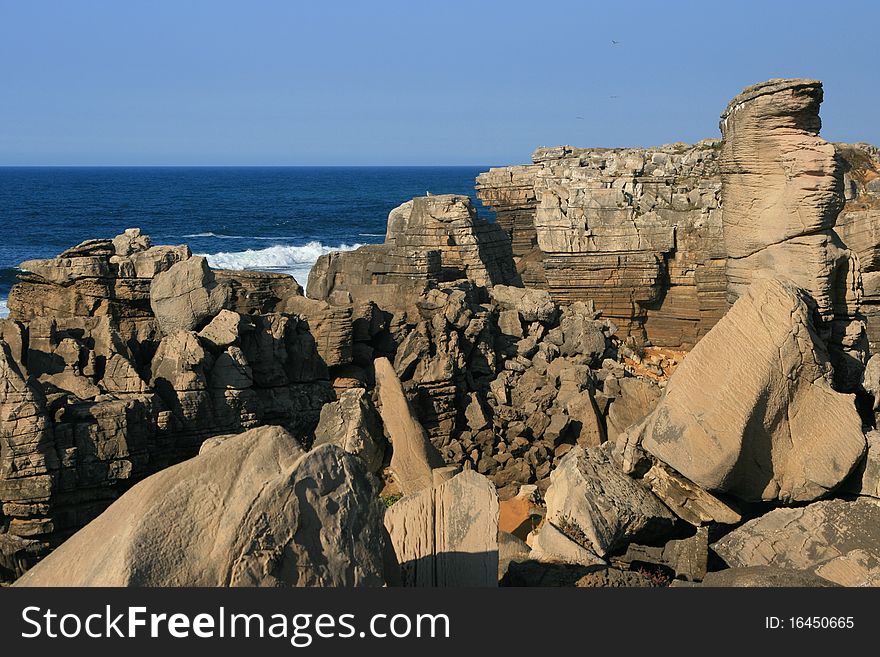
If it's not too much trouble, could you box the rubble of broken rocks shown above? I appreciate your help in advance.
[5,77,880,588]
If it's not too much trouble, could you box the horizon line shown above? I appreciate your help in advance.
[0,163,502,169]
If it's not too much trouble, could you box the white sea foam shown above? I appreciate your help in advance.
[358,232,386,237]
[0,298,8,319]
[199,241,362,289]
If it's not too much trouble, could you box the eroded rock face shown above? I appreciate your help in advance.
[720,79,865,390]
[476,83,875,356]
[150,256,231,334]
[0,231,335,574]
[633,278,865,503]
[720,80,851,311]
[384,469,499,587]
[307,195,520,310]
[313,387,385,473]
[535,445,675,560]
[14,429,388,587]
[712,497,880,587]
[374,357,443,494]
[477,142,727,348]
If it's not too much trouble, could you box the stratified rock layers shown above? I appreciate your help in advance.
[307,194,520,310]
[477,142,727,348]
[476,83,876,356]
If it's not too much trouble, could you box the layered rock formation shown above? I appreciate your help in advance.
[0,231,340,573]
[307,194,520,311]
[384,469,499,587]
[720,79,866,388]
[834,142,880,351]
[712,497,880,587]
[477,142,727,348]
[476,83,876,360]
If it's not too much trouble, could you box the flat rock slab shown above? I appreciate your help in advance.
[691,566,839,588]
[712,497,880,587]
[384,470,499,587]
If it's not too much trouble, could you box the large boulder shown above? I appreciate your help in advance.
[712,497,880,587]
[150,256,230,334]
[634,277,865,503]
[534,445,676,560]
[14,427,388,587]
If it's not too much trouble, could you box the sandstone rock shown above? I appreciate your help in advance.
[640,461,741,526]
[374,357,443,494]
[198,309,248,350]
[150,331,214,432]
[637,277,865,503]
[112,227,151,256]
[313,387,385,473]
[695,566,839,588]
[575,567,657,587]
[477,141,726,347]
[563,389,606,448]
[213,269,303,315]
[616,527,709,582]
[278,295,353,367]
[527,520,605,566]
[465,392,490,432]
[498,531,531,580]
[843,430,880,499]
[863,354,880,409]
[712,497,880,587]
[150,256,230,334]
[720,80,859,325]
[0,340,56,532]
[605,377,661,442]
[15,429,388,587]
[489,285,557,323]
[497,309,523,338]
[383,195,519,288]
[307,195,519,310]
[538,445,675,558]
[384,469,499,586]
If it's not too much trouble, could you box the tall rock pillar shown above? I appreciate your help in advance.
[719,78,865,387]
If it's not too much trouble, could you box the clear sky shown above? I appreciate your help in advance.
[1,0,877,166]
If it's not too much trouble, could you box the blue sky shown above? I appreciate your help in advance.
[1,0,877,165]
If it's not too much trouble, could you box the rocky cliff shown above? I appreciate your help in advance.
[0,231,338,575]
[5,77,880,589]
[476,86,879,357]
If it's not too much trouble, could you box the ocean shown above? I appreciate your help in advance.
[0,167,492,318]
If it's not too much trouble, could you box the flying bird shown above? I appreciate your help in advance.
[611,40,620,45]
[575,116,585,120]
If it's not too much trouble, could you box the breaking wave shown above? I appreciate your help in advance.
[198,241,362,288]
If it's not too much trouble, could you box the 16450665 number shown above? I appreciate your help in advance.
[790,617,854,629]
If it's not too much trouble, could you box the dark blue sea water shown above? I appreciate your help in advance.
[0,167,492,317]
